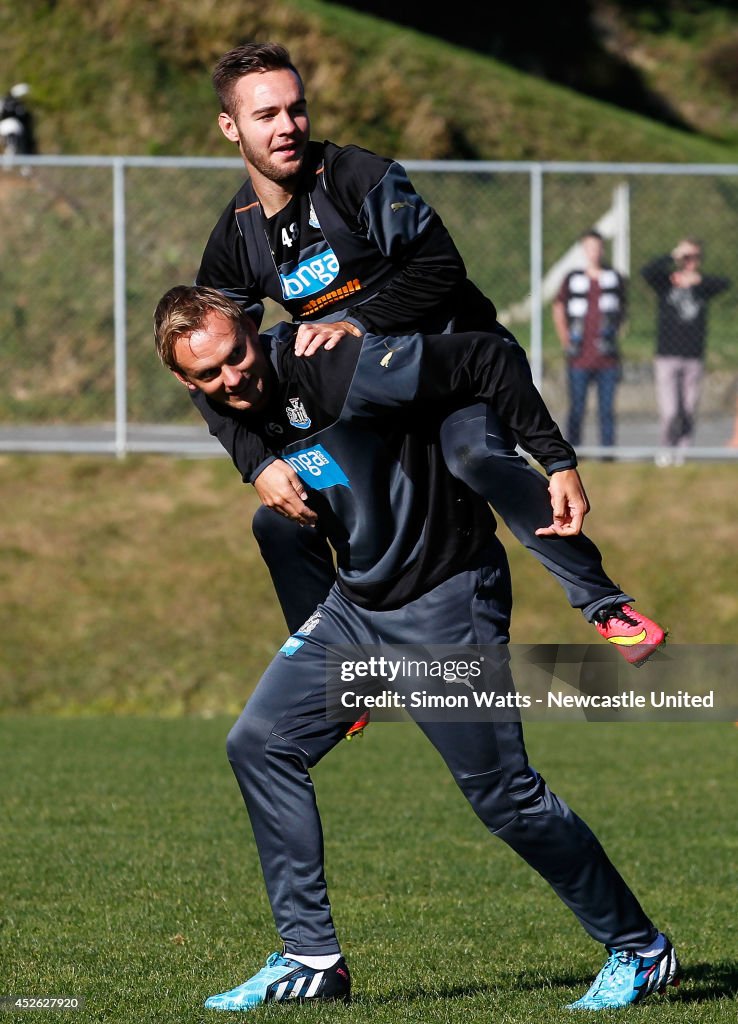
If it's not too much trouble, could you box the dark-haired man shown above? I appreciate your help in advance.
[194,42,664,664]
[552,228,626,450]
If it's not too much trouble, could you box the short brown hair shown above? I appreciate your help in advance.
[212,42,302,115]
[153,285,249,372]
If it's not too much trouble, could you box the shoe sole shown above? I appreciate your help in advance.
[629,643,666,669]
[283,993,352,1006]
[206,993,351,1011]
[568,975,680,1012]
[622,630,668,669]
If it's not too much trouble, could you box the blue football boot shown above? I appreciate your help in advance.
[567,934,679,1010]
[204,952,351,1011]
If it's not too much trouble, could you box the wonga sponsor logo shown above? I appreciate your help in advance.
[280,637,304,658]
[280,248,340,299]
[284,445,350,490]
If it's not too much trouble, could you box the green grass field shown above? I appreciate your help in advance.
[1,718,736,1022]
[2,456,737,715]
[1,455,737,1020]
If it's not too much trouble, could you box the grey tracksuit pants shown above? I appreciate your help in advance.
[226,542,655,956]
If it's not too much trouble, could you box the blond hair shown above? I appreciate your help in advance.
[153,285,248,372]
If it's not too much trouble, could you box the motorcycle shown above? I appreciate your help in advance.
[0,114,25,157]
[1,83,32,161]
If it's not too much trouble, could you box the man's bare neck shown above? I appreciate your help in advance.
[249,168,299,218]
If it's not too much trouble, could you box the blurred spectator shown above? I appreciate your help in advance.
[0,83,37,156]
[552,228,626,449]
[641,238,730,458]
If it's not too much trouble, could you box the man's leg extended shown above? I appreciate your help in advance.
[420,704,679,1009]
[439,404,630,621]
[371,554,673,1007]
[373,549,656,951]
[421,711,656,948]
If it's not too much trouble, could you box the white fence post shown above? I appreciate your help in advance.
[611,181,630,278]
[113,158,128,458]
[529,163,544,389]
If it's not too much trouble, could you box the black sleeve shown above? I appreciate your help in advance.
[640,255,672,291]
[616,272,628,325]
[196,199,266,328]
[701,274,731,299]
[324,145,468,333]
[189,389,276,484]
[350,214,469,334]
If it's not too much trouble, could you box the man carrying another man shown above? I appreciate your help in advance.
[193,41,664,664]
[153,284,679,1013]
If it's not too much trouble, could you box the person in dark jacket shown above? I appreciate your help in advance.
[641,238,730,457]
[153,284,679,1014]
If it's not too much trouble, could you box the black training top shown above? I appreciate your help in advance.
[195,140,501,482]
[640,255,731,359]
[198,140,497,333]
[193,326,576,610]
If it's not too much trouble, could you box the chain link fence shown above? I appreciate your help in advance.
[1,155,737,459]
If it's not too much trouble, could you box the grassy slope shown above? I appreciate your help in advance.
[601,3,738,148]
[1,455,736,715]
[4,5,738,432]
[1,716,736,1022]
[1,1,737,162]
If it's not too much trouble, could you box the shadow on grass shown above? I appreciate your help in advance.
[353,976,582,1006]
[354,961,738,1007]
[351,985,505,1007]
[675,961,738,1003]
